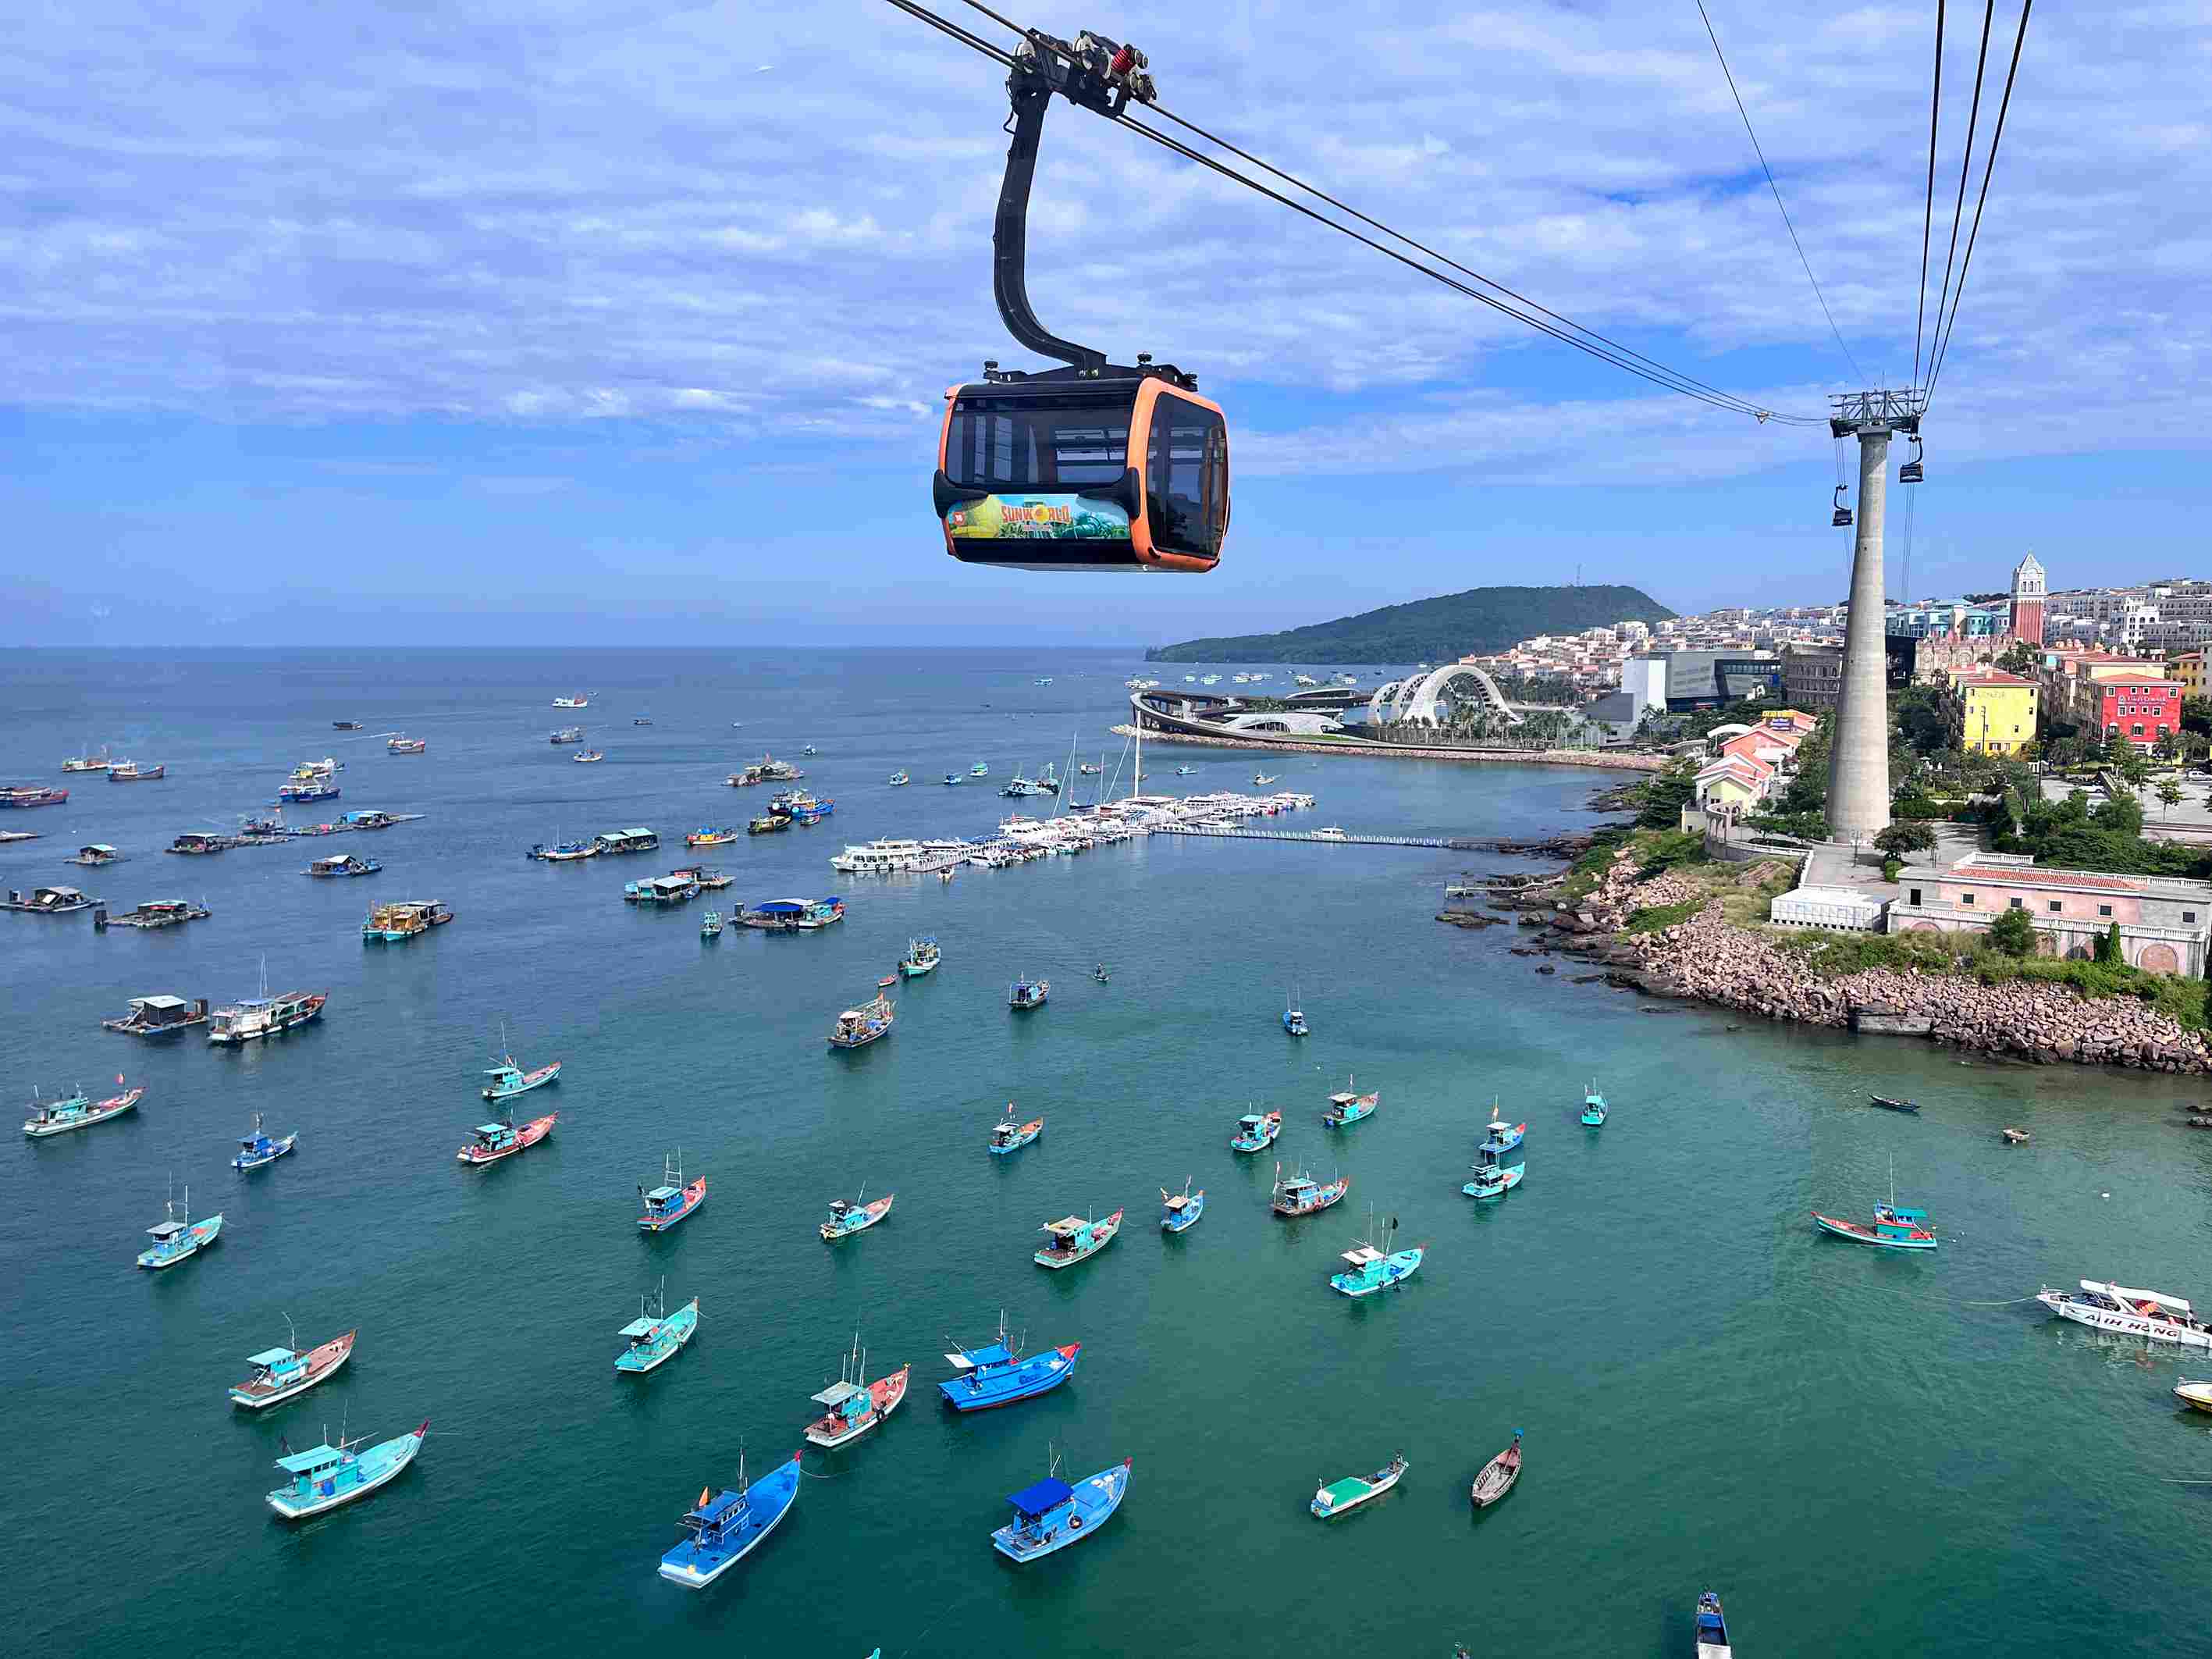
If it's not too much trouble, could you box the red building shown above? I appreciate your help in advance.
[2086,675,2179,749]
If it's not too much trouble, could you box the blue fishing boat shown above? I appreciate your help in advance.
[1160,1178,1204,1233]
[265,1420,428,1520]
[1323,1076,1377,1128]
[23,1080,141,1137]
[828,992,894,1049]
[1229,1109,1282,1153]
[528,838,599,862]
[990,1454,1131,1563]
[969,761,990,777]
[231,1112,298,1171]
[938,1315,1080,1412]
[137,1180,222,1269]
[898,936,940,977]
[989,1112,1044,1155]
[788,794,834,824]
[1328,1209,1422,1298]
[1696,1590,1733,1658]
[229,1323,356,1410]
[481,1050,560,1102]
[942,772,961,786]
[615,1280,700,1374]
[1463,1108,1527,1200]
[701,910,724,938]
[888,771,910,786]
[1283,1001,1308,1037]
[1034,1209,1122,1269]
[1009,977,1049,1011]
[1271,1163,1350,1218]
[1812,1156,1937,1250]
[821,1187,894,1240]
[1581,1082,1607,1127]
[657,1451,802,1589]
[638,1150,707,1232]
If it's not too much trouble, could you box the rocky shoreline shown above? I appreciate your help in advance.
[1471,831,2212,1075]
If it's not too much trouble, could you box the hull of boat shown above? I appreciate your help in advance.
[2175,1382,2212,1412]
[1330,1249,1422,1298]
[939,1344,1079,1412]
[1035,1222,1120,1269]
[992,1461,1129,1562]
[898,959,938,977]
[1162,1195,1204,1233]
[1471,1448,1521,1508]
[456,1113,557,1165]
[617,1300,700,1374]
[1311,1462,1405,1518]
[1230,1129,1282,1154]
[1273,1180,1350,1218]
[2043,1293,2212,1348]
[483,1064,560,1102]
[230,1331,357,1409]
[1812,1212,1937,1249]
[268,1428,425,1520]
[805,1365,912,1447]
[656,1455,801,1588]
[1463,1165,1526,1200]
[1323,1105,1374,1128]
[988,1122,1043,1155]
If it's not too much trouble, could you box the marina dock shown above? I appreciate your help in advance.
[1152,824,1478,850]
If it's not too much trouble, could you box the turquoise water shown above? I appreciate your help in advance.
[3,648,2210,1657]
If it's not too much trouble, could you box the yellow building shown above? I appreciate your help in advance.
[2175,650,2206,698]
[1950,669,2040,755]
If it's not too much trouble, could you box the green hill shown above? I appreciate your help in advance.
[1145,585,1676,665]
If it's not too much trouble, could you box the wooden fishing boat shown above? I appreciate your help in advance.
[1463,1111,1527,1200]
[990,1455,1130,1563]
[1329,1210,1423,1298]
[989,1113,1043,1155]
[898,936,940,977]
[827,992,894,1049]
[1009,976,1049,1011]
[456,1112,557,1166]
[685,827,741,847]
[386,736,427,754]
[1867,1095,1922,1113]
[1271,1163,1349,1218]
[1230,1109,1282,1153]
[1812,1203,1937,1249]
[229,1326,356,1409]
[266,1422,428,1521]
[305,852,380,878]
[1161,1178,1204,1233]
[821,1189,894,1240]
[482,1053,560,1102]
[108,760,165,781]
[940,1314,1081,1411]
[1695,1590,1733,1658]
[137,1181,222,1269]
[805,1338,910,1447]
[658,1451,802,1588]
[23,1080,142,1137]
[2001,1127,2031,1144]
[615,1281,700,1374]
[232,1112,299,1170]
[1470,1431,1522,1508]
[1323,1076,1377,1129]
[1034,1209,1122,1269]
[700,909,724,937]
[1311,1453,1407,1518]
[638,1151,707,1231]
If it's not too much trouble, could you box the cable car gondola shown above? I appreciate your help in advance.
[934,28,1229,573]
[1832,485,1854,529]
[1898,433,1924,485]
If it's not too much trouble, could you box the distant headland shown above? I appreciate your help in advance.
[1144,584,1677,665]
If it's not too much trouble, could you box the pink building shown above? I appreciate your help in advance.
[1887,853,2212,975]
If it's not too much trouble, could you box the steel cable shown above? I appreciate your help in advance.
[1925,1,2032,404]
[1911,1,1946,391]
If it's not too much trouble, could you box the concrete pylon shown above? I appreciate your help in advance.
[1826,427,1892,838]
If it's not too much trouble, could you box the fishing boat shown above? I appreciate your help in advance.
[333,721,362,731]
[596,828,660,855]
[572,749,603,764]
[232,1112,299,1170]
[799,896,845,929]
[1470,1431,1523,1508]
[2001,1127,2031,1145]
[638,1150,707,1232]
[2036,1280,2212,1347]
[805,1338,911,1447]
[1271,1163,1350,1218]
[991,1454,1130,1563]
[66,843,125,867]
[828,991,894,1049]
[1581,1083,1608,1127]
[208,985,326,1044]
[657,1451,802,1588]
[361,899,454,942]
[553,692,589,708]
[305,853,380,878]
[2174,1381,2212,1413]
[898,936,941,977]
[1161,1178,1204,1233]
[1463,1109,1527,1200]
[989,1113,1044,1155]
[1009,976,1049,1010]
[749,810,793,835]
[228,1323,355,1409]
[1230,1109,1282,1153]
[615,1280,700,1374]
[969,761,990,776]
[1283,988,1309,1036]
[62,746,114,773]
[1310,1454,1407,1518]
[528,838,599,862]
[266,1422,429,1521]
[1174,765,1195,776]
[482,1051,560,1102]
[888,771,910,786]
[1253,772,1278,785]
[94,898,212,930]
[1696,1591,1733,1658]
[939,1314,1080,1411]
[3,884,98,913]
[23,1079,142,1137]
[550,727,585,745]
[1092,963,1109,983]
[941,772,961,785]
[633,716,653,725]
[455,1112,557,1166]
[1034,1209,1123,1269]
[1867,1094,1922,1113]
[102,995,208,1037]
[685,827,741,847]
[1,784,69,808]
[701,909,724,938]
[1323,1077,1378,1128]
[386,736,426,754]
[108,760,165,781]
[821,1188,894,1241]
[1812,1158,1937,1250]
[1328,1210,1422,1298]
[277,776,340,803]
[137,1180,222,1269]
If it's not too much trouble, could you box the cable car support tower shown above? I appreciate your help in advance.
[1825,388,1922,839]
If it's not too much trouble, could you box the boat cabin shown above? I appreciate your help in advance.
[624,874,700,905]
[273,1441,354,1488]
[471,1121,517,1153]
[1004,1477,1074,1532]
[145,1218,189,1250]
[809,1378,869,1427]
[244,1346,309,1390]
[617,1312,666,1347]
[5,885,95,913]
[642,1181,685,1219]
[1340,1244,1387,1270]
[596,828,659,855]
[94,899,212,930]
[308,853,379,877]
[104,993,210,1036]
[73,844,123,865]
[167,831,231,854]
[340,810,394,829]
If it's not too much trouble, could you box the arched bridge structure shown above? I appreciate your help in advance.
[1372,664,1524,728]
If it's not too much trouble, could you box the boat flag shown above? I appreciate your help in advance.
[697,1486,710,1511]
[279,1433,292,1457]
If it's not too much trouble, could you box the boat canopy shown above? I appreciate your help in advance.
[1341,1245,1385,1266]
[2093,1281,2193,1314]
[474,1122,510,1137]
[645,1184,681,1205]
[617,1316,662,1339]
[134,994,189,1010]
[752,899,805,915]
[147,1219,186,1240]
[82,844,116,855]
[244,1347,299,1368]
[944,1341,1012,1371]
[274,1444,346,1475]
[810,1380,867,1407]
[1006,1477,1073,1518]
[1042,1216,1089,1233]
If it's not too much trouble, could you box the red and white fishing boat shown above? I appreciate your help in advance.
[229,1327,357,1410]
[638,1150,707,1232]
[23,1077,144,1138]
[456,1112,557,1166]
[804,1342,911,1448]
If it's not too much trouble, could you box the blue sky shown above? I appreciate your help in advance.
[4,2,2205,646]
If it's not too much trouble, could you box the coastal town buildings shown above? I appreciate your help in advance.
[1887,854,2212,976]
[1944,667,2039,755]
[2037,650,2180,749]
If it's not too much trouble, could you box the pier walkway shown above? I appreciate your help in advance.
[1153,824,1480,851]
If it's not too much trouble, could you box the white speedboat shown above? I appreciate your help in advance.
[2038,1280,2212,1347]
[1313,826,1348,841]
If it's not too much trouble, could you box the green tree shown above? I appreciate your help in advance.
[1873,822,1938,858]
[1997,640,2040,675]
[2157,777,2185,818]
[2096,921,2122,964]
[1987,906,2038,958]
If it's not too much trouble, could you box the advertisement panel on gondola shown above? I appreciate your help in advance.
[944,494,1129,542]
